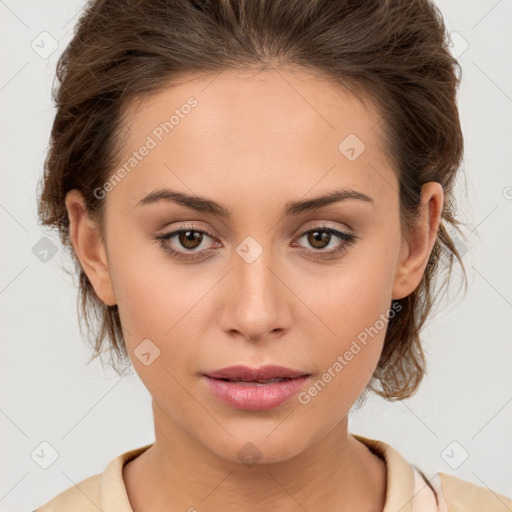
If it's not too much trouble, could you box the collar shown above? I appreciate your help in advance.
[351,434,417,512]
[100,442,153,510]
[100,435,421,511]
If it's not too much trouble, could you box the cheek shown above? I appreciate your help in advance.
[106,224,199,335]
[295,297,390,423]
[307,232,398,339]
[107,232,219,383]
[296,239,399,411]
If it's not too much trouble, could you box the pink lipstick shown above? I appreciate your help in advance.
[203,365,311,411]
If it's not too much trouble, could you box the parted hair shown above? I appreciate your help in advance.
[37,0,467,400]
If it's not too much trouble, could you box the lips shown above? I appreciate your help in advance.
[204,364,310,382]
[203,365,312,410]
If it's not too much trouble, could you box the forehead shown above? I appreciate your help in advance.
[113,68,395,209]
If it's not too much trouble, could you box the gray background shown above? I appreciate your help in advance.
[1,0,511,510]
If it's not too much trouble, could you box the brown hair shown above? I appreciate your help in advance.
[37,0,467,400]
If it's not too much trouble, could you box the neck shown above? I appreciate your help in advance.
[124,405,387,512]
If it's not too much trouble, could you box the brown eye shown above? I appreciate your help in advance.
[293,226,358,259]
[307,230,333,249]
[155,224,357,262]
[154,225,218,261]
[178,230,204,250]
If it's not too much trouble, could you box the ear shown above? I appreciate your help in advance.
[65,189,117,306]
[392,182,444,300]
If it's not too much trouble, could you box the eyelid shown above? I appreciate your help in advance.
[157,223,219,246]
[157,220,352,244]
[155,221,358,261]
[296,220,353,236]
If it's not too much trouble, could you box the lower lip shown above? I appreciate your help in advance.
[203,375,311,411]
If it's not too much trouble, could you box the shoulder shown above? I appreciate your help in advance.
[32,443,153,511]
[352,433,512,512]
[32,473,102,511]
[437,471,512,512]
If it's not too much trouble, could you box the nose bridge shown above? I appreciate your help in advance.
[222,236,288,339]
[237,237,279,309]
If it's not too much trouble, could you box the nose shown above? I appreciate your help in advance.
[218,245,293,342]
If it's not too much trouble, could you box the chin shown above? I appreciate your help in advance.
[201,424,317,467]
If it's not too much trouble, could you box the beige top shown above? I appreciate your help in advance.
[34,434,512,511]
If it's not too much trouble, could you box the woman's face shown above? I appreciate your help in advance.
[71,68,438,464]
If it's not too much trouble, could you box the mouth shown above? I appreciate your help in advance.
[202,365,312,410]
[212,377,297,385]
[203,364,310,381]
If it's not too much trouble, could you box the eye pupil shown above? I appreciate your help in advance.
[179,230,202,249]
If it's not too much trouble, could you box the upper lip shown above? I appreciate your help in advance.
[204,365,310,381]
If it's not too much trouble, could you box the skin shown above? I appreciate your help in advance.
[65,68,443,512]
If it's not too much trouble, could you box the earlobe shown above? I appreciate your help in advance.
[392,182,444,300]
[65,189,117,306]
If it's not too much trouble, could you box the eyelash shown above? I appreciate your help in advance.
[154,224,358,261]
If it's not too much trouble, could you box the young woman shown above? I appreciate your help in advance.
[34,0,511,510]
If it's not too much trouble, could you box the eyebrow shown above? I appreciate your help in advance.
[136,187,374,217]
